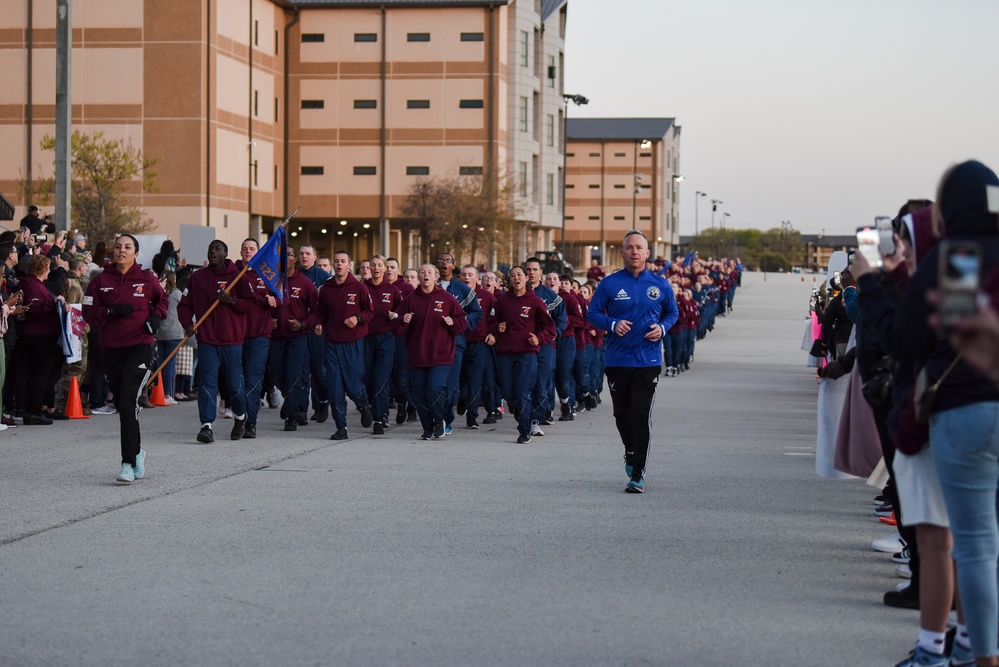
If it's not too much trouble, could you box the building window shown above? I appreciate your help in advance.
[254,20,259,46]
[275,30,279,55]
[640,152,652,157]
[520,30,529,67]
[588,152,600,157]
[566,152,575,158]
[518,161,528,197]
[459,99,483,109]
[519,96,528,132]
[274,164,278,189]
[588,216,599,220]
[252,160,258,186]
[546,114,555,147]
[614,216,625,220]
[407,100,431,109]
[547,55,556,88]
[459,166,483,176]
[302,33,324,43]
[301,100,324,109]
[639,216,651,221]
[545,173,554,206]
[354,99,377,109]
[460,32,484,42]
[565,184,575,189]
[301,166,324,175]
[353,166,377,175]
[274,97,279,121]
[355,33,378,42]
[565,216,575,221]
[406,166,430,176]
[253,90,258,116]
[614,184,625,189]
[407,33,431,42]
[588,184,600,189]
[614,152,626,157]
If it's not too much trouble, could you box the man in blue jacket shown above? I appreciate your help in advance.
[587,230,678,493]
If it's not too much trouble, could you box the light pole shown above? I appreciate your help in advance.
[560,93,588,271]
[710,199,722,229]
[669,174,683,257]
[695,191,706,237]
[722,212,730,229]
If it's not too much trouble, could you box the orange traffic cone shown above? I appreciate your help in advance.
[151,372,169,407]
[65,376,89,419]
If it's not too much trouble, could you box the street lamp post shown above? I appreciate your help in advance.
[695,190,706,237]
[560,93,588,272]
[710,199,722,229]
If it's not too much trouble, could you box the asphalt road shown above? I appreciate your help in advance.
[0,271,915,666]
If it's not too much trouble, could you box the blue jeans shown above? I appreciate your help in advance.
[364,332,395,423]
[197,342,245,425]
[156,339,181,396]
[324,339,368,430]
[269,336,308,421]
[497,352,537,436]
[931,402,999,658]
[409,365,450,434]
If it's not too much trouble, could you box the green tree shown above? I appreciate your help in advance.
[32,130,159,244]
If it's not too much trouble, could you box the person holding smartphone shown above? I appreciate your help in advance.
[893,161,999,666]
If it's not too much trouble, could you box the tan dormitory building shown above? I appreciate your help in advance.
[564,117,681,270]
[0,0,569,269]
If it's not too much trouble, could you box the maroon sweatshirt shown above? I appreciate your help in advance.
[466,287,496,343]
[560,288,585,344]
[178,260,254,346]
[396,285,468,367]
[271,271,318,339]
[237,260,274,339]
[488,288,556,355]
[573,294,589,349]
[82,263,168,348]
[391,278,415,300]
[364,278,402,336]
[19,275,62,337]
[314,272,374,343]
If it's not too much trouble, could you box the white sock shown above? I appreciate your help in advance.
[955,623,971,649]
[202,423,212,429]
[916,628,946,655]
[234,414,246,420]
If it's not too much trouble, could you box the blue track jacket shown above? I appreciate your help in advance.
[587,268,678,368]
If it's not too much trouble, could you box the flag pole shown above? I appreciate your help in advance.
[144,206,300,389]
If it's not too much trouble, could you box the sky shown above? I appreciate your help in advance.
[563,0,999,238]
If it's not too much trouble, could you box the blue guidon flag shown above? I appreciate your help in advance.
[682,250,698,268]
[247,225,289,304]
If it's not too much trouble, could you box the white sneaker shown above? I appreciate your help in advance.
[0,423,8,431]
[895,580,909,592]
[222,408,234,420]
[872,532,903,553]
[530,420,544,436]
[896,563,912,579]
[164,396,178,405]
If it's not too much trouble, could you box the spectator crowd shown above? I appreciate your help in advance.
[806,161,999,667]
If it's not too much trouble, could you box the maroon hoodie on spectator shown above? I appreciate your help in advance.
[396,285,467,366]
[178,260,254,346]
[364,278,402,336]
[271,271,318,339]
[237,260,275,339]
[466,287,496,343]
[314,272,373,343]
[20,274,61,337]
[83,263,167,348]
[488,288,556,355]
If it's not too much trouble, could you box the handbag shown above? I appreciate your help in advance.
[913,355,962,425]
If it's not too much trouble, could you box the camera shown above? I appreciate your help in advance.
[33,233,48,243]
[937,239,981,332]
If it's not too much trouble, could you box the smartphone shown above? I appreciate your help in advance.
[937,239,981,330]
[33,233,48,243]
[875,217,895,256]
[856,226,882,269]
